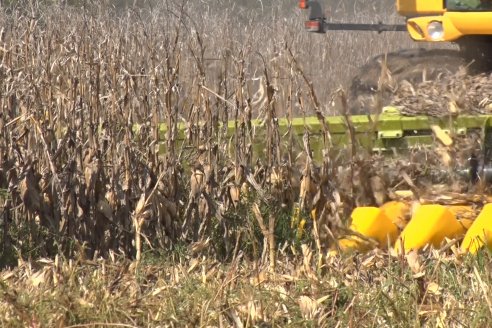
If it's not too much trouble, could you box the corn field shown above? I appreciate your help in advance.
[0,0,419,265]
[1,1,492,327]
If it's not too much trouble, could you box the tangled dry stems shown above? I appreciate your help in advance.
[0,1,491,326]
[0,0,417,263]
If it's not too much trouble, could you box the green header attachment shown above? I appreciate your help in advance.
[146,107,492,156]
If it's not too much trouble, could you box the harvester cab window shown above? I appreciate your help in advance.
[447,0,492,10]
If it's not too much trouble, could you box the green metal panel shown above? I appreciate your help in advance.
[147,107,492,155]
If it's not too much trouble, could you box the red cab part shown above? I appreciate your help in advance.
[299,0,309,9]
[304,20,324,33]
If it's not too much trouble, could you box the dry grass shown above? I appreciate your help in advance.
[1,249,491,327]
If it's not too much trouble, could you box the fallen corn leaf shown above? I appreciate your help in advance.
[426,282,442,296]
[248,300,263,323]
[151,286,167,296]
[448,101,459,114]
[393,190,414,199]
[406,250,424,276]
[77,298,95,308]
[431,125,453,146]
[187,258,199,273]
[435,146,452,167]
[30,270,46,288]
[299,296,317,320]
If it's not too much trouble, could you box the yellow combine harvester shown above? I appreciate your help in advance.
[298,0,492,255]
[300,0,492,44]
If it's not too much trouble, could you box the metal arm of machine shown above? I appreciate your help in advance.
[300,0,406,33]
[314,21,406,33]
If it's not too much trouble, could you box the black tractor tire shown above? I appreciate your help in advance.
[348,48,468,114]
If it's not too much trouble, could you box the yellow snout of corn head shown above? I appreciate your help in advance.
[339,202,492,255]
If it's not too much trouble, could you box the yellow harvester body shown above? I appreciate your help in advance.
[397,0,492,41]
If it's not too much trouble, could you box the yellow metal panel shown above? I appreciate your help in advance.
[396,0,445,16]
[351,207,399,247]
[446,12,492,35]
[460,218,474,230]
[380,201,411,229]
[461,204,492,254]
[394,205,465,253]
[337,207,399,253]
[407,13,492,42]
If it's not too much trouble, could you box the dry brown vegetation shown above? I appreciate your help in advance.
[0,0,417,263]
[0,1,491,326]
[1,249,491,327]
